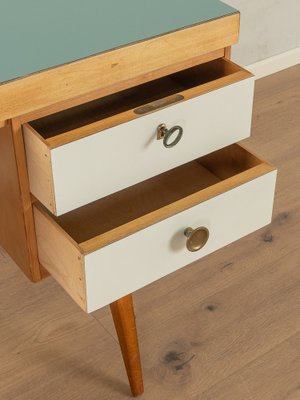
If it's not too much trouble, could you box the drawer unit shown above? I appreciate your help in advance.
[24,59,254,216]
[0,2,278,397]
[33,144,277,312]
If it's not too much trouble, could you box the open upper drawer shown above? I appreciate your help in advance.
[23,58,254,215]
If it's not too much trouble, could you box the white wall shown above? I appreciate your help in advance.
[225,0,300,65]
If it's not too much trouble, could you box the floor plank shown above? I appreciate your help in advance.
[1,64,300,399]
[0,253,134,400]
[136,248,300,399]
[238,332,300,400]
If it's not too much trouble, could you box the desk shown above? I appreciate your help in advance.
[0,1,276,396]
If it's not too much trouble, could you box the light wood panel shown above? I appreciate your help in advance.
[23,124,56,214]
[0,63,299,400]
[11,119,43,281]
[34,206,86,311]
[199,142,268,179]
[0,123,41,281]
[224,46,232,59]
[19,49,226,125]
[0,14,239,123]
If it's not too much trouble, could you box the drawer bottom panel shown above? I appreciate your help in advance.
[84,170,276,312]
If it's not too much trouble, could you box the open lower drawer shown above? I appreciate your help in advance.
[33,144,277,313]
[24,58,254,216]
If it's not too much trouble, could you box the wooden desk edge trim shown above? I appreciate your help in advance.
[0,13,240,123]
[18,49,225,126]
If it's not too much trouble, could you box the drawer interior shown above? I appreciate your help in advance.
[29,58,252,145]
[36,144,274,253]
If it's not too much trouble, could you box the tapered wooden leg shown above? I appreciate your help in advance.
[110,294,144,397]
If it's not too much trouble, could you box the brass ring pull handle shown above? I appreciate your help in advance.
[157,123,183,148]
[184,227,209,252]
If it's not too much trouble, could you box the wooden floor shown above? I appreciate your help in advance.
[1,65,300,400]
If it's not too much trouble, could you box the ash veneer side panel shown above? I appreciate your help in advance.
[33,205,87,311]
[0,122,42,281]
[23,124,57,214]
[0,124,31,277]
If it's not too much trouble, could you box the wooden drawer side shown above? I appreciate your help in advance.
[34,206,87,311]
[23,124,57,214]
[25,76,254,216]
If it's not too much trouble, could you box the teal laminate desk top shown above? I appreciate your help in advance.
[0,0,237,85]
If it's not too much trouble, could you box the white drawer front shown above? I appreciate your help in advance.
[51,77,254,215]
[85,169,276,313]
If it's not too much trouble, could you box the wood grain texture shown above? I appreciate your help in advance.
[0,64,299,400]
[10,119,43,281]
[0,247,135,400]
[0,122,41,281]
[0,120,7,128]
[0,14,239,123]
[238,332,300,400]
[34,206,87,311]
[224,46,232,59]
[110,295,144,397]
[19,49,225,125]
[23,124,57,214]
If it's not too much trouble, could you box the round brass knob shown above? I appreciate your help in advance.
[184,227,209,252]
[157,123,183,148]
